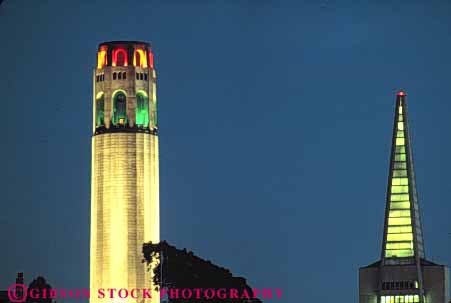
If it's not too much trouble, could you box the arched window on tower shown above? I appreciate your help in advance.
[133,49,147,68]
[136,51,141,67]
[97,47,107,69]
[95,92,105,127]
[148,49,154,69]
[113,48,128,67]
[136,91,149,128]
[117,51,125,66]
[112,91,127,126]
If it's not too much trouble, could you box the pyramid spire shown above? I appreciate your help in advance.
[359,91,449,303]
[382,91,425,261]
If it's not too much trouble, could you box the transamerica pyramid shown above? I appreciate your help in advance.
[382,90,424,260]
[359,91,449,303]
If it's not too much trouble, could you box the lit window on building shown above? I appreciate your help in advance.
[380,295,420,303]
[112,91,127,126]
[95,92,105,127]
[136,91,149,128]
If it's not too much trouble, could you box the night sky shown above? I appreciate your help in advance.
[1,1,451,302]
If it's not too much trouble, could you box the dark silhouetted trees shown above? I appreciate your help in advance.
[143,240,262,303]
[26,277,54,303]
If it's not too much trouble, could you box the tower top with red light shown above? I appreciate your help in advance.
[93,40,157,134]
[97,40,154,69]
[397,90,406,97]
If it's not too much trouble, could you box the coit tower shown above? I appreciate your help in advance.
[90,41,159,303]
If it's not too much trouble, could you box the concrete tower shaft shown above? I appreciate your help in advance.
[90,41,159,303]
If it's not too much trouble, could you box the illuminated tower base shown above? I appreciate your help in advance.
[90,41,160,303]
[359,92,449,303]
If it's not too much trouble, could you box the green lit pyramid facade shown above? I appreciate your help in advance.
[383,91,424,260]
[359,92,449,303]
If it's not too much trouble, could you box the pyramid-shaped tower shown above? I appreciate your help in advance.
[382,91,424,261]
[359,92,449,303]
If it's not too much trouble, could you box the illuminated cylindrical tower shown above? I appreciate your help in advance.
[90,41,159,303]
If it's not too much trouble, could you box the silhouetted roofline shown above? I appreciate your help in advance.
[99,41,151,48]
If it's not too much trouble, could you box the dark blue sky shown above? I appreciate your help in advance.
[1,1,451,302]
